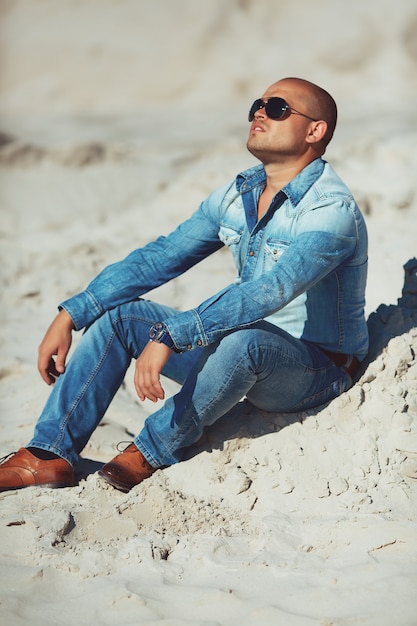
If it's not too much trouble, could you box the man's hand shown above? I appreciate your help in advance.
[134,341,172,402]
[38,309,75,385]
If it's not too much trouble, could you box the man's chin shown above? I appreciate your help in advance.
[246,141,261,158]
[246,142,268,162]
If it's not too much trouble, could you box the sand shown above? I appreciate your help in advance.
[0,1,416,625]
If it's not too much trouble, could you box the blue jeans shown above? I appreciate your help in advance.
[28,299,352,468]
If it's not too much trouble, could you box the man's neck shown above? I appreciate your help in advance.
[257,155,318,220]
[262,156,316,196]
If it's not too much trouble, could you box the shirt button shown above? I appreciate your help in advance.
[249,250,254,257]
[187,344,192,350]
[197,339,202,346]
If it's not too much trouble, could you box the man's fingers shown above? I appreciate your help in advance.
[135,368,165,403]
[55,352,66,374]
[38,357,59,385]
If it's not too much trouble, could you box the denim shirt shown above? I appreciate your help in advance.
[61,157,369,359]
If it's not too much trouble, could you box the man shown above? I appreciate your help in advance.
[0,77,368,493]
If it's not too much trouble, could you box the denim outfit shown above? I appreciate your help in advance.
[29,157,368,468]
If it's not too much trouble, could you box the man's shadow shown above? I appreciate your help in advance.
[183,257,417,461]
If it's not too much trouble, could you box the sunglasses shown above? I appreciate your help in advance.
[248,97,318,123]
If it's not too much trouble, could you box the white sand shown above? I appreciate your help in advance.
[1,1,417,624]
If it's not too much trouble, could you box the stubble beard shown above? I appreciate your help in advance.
[247,136,269,161]
[246,137,293,165]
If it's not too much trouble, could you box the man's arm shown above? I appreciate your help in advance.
[133,221,357,402]
[164,202,359,351]
[59,197,227,331]
[36,183,235,388]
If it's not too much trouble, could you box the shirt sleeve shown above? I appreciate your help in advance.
[164,200,359,351]
[59,184,233,330]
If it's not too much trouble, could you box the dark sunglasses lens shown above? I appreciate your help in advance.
[248,99,263,121]
[248,97,288,121]
[265,98,288,120]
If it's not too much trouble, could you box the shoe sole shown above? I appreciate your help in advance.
[0,482,73,492]
[98,470,131,493]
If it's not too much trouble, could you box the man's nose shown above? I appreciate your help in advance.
[254,104,266,119]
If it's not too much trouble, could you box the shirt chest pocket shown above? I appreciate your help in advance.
[264,239,290,271]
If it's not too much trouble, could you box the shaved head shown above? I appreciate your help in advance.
[269,77,338,147]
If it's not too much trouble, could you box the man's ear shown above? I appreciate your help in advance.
[306,120,327,144]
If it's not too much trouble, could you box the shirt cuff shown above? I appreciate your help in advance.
[164,309,208,352]
[59,289,104,331]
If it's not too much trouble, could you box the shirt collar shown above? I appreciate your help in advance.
[236,157,325,207]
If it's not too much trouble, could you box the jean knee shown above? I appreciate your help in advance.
[216,328,263,365]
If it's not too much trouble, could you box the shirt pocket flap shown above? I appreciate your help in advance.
[264,239,290,262]
[218,226,242,246]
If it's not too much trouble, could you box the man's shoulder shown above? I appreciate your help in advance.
[316,161,353,196]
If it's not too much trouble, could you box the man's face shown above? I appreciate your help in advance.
[246,80,315,164]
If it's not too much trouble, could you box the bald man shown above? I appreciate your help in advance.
[0,78,368,493]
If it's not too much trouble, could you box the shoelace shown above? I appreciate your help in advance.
[0,451,16,464]
[115,441,134,453]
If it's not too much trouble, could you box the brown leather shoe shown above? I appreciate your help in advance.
[0,448,74,491]
[99,443,158,492]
